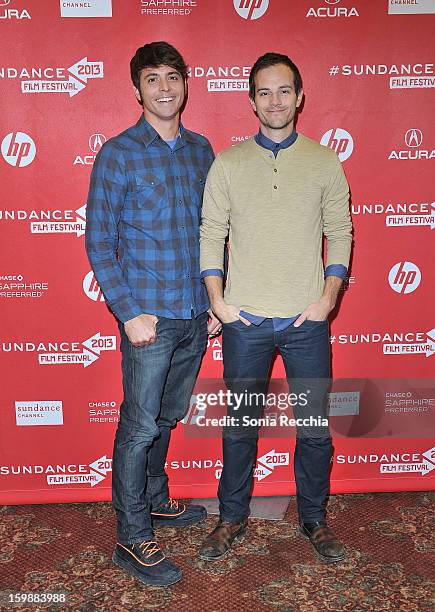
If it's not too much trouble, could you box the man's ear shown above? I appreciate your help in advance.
[296,89,304,108]
[249,96,257,113]
[133,85,142,104]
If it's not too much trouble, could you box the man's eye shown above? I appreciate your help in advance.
[169,75,180,80]
[147,77,157,84]
[259,91,269,96]
[281,89,290,95]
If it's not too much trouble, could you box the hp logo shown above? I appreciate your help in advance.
[388,261,421,294]
[320,128,354,162]
[1,132,36,167]
[233,0,269,20]
[83,271,105,302]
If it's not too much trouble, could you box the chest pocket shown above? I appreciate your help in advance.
[127,171,167,210]
[188,172,206,207]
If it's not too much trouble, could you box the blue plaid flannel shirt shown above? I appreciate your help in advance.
[85,115,214,322]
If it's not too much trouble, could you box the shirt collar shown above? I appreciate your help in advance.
[255,129,298,153]
[135,114,202,149]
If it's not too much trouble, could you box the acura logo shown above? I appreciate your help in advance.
[89,133,106,153]
[404,129,423,148]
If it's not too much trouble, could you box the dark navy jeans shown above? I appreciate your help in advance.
[112,312,208,545]
[218,318,332,524]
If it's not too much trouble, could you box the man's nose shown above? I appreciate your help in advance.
[159,77,170,91]
[270,92,281,106]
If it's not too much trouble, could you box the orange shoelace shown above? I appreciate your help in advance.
[138,541,160,558]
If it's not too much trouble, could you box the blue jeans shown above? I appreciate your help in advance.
[112,312,208,545]
[218,318,332,524]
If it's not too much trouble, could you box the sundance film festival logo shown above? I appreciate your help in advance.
[60,0,112,17]
[207,336,222,361]
[190,65,250,93]
[336,447,435,476]
[73,133,106,165]
[320,128,354,162]
[352,200,435,230]
[0,0,31,20]
[306,0,359,18]
[388,261,421,294]
[1,331,116,367]
[140,0,198,16]
[0,204,87,237]
[1,132,36,167]
[330,328,435,357]
[83,271,105,302]
[388,128,435,160]
[0,456,112,487]
[216,449,289,482]
[0,58,104,98]
[233,0,269,20]
[328,62,435,90]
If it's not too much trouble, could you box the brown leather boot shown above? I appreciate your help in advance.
[199,518,247,561]
[300,521,346,563]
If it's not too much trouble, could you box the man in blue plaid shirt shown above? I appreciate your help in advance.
[85,41,219,587]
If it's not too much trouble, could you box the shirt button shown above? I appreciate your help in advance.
[273,185,278,189]
[274,168,277,173]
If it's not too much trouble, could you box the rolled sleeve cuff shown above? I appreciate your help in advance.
[325,264,348,280]
[200,269,224,283]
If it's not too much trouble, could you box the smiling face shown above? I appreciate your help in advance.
[134,64,186,127]
[250,63,303,141]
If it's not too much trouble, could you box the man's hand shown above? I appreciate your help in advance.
[207,309,222,337]
[212,301,251,326]
[124,313,158,347]
[293,296,333,327]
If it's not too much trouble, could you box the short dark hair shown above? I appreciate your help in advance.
[249,53,302,99]
[130,41,188,91]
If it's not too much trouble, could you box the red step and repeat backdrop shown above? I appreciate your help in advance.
[1,0,434,504]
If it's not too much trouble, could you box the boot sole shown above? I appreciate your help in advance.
[299,528,346,563]
[112,551,182,587]
[198,529,246,562]
[152,511,207,528]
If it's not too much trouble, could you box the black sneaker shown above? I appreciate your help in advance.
[112,540,182,586]
[151,498,207,527]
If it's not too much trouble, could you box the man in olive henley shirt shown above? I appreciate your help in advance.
[199,52,352,564]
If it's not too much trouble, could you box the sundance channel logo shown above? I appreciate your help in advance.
[60,0,112,17]
[15,401,63,426]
